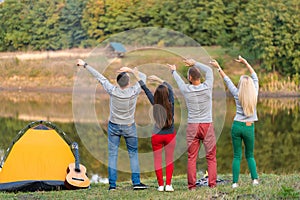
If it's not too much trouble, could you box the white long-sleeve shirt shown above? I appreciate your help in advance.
[224,72,259,122]
[86,65,146,125]
[172,62,213,123]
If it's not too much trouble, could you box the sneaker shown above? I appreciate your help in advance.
[108,186,116,191]
[253,179,259,186]
[232,183,239,188]
[133,183,148,190]
[165,185,174,192]
[157,185,164,192]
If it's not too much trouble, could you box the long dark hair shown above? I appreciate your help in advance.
[153,84,172,129]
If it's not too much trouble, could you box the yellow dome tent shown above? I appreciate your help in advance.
[0,121,75,191]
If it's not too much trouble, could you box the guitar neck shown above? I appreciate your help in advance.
[73,142,81,172]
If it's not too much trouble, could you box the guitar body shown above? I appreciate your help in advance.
[65,142,90,189]
[65,163,90,189]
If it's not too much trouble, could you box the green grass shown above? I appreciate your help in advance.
[0,174,299,199]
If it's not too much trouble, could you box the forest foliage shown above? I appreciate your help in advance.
[0,0,299,77]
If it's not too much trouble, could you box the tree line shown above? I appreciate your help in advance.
[0,0,299,77]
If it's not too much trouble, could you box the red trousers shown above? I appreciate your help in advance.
[186,123,217,189]
[151,132,176,186]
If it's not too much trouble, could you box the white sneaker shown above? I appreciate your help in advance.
[253,179,259,186]
[165,185,174,192]
[232,183,239,188]
[157,186,164,192]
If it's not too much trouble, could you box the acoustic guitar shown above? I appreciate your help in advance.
[65,142,90,189]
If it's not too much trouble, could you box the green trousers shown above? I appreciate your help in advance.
[231,121,258,183]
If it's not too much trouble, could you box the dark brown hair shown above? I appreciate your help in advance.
[153,84,172,129]
[188,67,201,81]
[117,72,129,87]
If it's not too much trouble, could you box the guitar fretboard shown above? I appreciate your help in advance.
[72,142,81,172]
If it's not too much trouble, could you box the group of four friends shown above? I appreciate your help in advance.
[76,54,259,191]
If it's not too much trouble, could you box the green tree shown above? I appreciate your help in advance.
[81,0,106,43]
[220,0,249,46]
[146,0,197,46]
[81,0,155,45]
[193,0,226,45]
[103,0,145,34]
[0,0,32,51]
[148,0,226,46]
[235,0,300,76]
[59,0,88,49]
[0,2,6,51]
[27,0,64,50]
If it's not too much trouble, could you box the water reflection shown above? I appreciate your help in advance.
[0,91,299,182]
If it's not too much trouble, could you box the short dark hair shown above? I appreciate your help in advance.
[188,67,201,81]
[117,72,129,87]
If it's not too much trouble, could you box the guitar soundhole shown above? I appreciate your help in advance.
[75,168,81,173]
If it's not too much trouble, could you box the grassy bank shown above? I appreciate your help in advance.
[0,174,299,199]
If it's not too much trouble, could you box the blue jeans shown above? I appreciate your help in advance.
[108,121,141,187]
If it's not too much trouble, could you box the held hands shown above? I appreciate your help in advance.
[118,67,133,73]
[131,67,140,80]
[148,75,164,84]
[183,58,196,67]
[118,67,141,80]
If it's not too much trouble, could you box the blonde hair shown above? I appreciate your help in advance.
[238,75,257,116]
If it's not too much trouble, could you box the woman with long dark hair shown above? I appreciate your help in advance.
[133,68,176,192]
[210,55,259,188]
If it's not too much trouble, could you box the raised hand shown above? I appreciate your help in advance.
[148,75,164,84]
[132,67,140,80]
[118,67,133,73]
[209,60,220,69]
[76,59,86,67]
[209,59,226,78]
[234,55,248,65]
[234,55,254,74]
[167,64,177,71]
[183,58,196,67]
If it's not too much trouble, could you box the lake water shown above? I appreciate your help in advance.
[0,91,299,182]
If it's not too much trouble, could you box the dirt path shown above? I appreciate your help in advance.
[0,48,92,60]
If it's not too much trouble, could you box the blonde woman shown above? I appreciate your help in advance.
[210,56,259,188]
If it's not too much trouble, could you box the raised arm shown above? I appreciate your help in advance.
[141,83,154,105]
[235,55,255,74]
[209,59,227,78]
[148,75,174,117]
[210,59,238,96]
[195,62,213,87]
[134,72,167,105]
[137,73,158,105]
[76,59,115,94]
[167,64,187,93]
[183,58,213,87]
[235,55,259,92]
[119,67,147,83]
